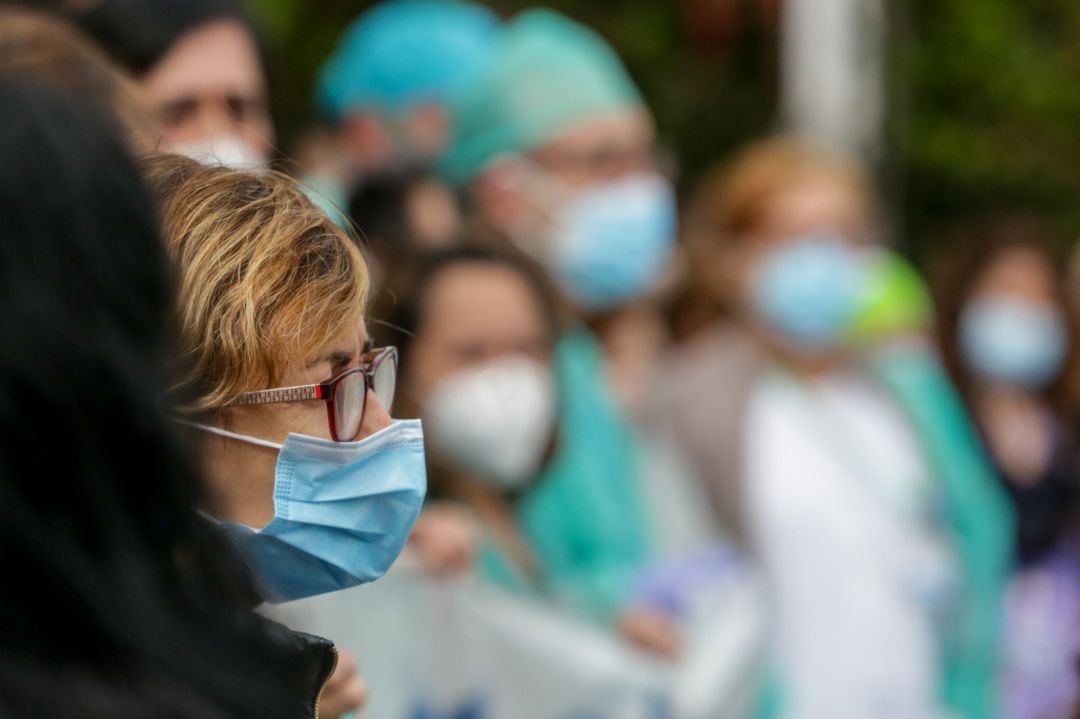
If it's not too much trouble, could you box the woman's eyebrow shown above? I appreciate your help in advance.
[305,349,355,370]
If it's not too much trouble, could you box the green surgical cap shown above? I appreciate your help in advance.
[439,9,644,185]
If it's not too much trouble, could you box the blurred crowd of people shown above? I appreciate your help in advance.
[0,0,1078,718]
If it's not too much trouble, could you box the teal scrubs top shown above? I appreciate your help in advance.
[479,329,650,623]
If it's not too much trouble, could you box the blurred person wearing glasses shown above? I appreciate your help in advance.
[439,8,678,420]
[144,154,429,718]
[932,214,1080,719]
[654,137,1013,719]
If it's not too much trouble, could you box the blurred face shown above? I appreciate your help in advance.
[403,261,556,485]
[341,103,451,173]
[478,109,657,236]
[403,263,552,406]
[717,174,873,363]
[731,174,870,298]
[528,109,656,189]
[142,20,274,162]
[202,322,394,527]
[406,178,462,250]
[475,110,678,312]
[958,246,1070,391]
[968,247,1057,306]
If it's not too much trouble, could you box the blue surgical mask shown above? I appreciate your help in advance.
[750,235,866,351]
[960,296,1067,390]
[187,419,427,603]
[550,174,677,310]
[508,166,677,311]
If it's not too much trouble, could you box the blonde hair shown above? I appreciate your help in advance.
[144,154,370,412]
[686,135,873,249]
[0,8,155,149]
[672,136,874,331]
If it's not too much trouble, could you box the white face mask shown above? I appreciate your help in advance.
[422,356,556,489]
[168,134,269,172]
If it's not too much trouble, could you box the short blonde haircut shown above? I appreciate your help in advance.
[144,154,369,412]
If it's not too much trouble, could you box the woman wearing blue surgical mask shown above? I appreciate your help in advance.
[654,137,1012,719]
[145,153,428,719]
[934,215,1080,719]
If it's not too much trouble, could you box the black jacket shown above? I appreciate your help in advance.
[255,616,339,719]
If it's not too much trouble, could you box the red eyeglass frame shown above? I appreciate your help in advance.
[226,346,397,441]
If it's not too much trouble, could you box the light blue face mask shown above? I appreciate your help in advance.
[750,234,865,351]
[551,173,677,310]
[189,419,427,603]
[960,296,1068,390]
[511,170,675,311]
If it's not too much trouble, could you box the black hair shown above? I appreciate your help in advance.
[373,245,563,384]
[0,77,293,717]
[348,164,433,262]
[931,212,1080,564]
[932,212,1078,414]
[13,0,259,77]
[373,245,564,500]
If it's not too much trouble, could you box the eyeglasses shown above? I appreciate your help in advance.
[227,346,398,442]
[527,144,675,183]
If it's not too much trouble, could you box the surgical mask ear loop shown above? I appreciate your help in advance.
[490,153,572,207]
[486,154,579,263]
[175,418,284,451]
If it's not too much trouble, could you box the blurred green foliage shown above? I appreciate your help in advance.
[246,0,777,188]
[247,0,1080,254]
[895,0,1080,255]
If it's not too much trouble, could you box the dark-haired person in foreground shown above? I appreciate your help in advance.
[0,77,350,718]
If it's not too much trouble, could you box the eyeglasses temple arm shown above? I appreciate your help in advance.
[227,384,322,407]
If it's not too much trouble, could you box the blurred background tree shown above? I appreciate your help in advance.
[894,0,1080,257]
[247,0,1080,257]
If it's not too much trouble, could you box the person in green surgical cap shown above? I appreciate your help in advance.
[440,8,679,418]
[429,8,710,655]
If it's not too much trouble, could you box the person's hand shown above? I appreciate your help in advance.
[406,503,478,575]
[318,649,368,719]
[616,608,681,659]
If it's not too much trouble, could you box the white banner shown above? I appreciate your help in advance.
[264,565,762,719]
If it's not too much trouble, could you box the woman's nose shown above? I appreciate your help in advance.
[355,389,393,440]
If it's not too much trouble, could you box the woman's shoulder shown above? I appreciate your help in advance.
[652,321,761,414]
